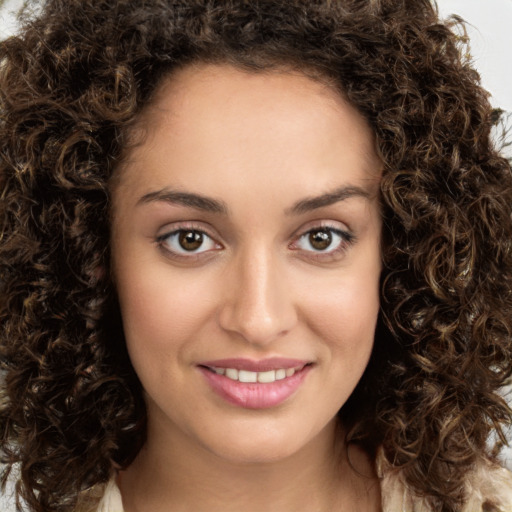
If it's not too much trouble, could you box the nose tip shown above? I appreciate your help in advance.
[220,306,292,346]
[217,252,297,346]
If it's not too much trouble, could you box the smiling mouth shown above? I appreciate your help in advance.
[198,361,313,409]
[200,364,311,383]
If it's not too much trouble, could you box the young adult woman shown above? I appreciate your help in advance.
[1,1,512,511]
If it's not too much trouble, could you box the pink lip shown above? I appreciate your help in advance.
[198,358,313,410]
[199,357,309,372]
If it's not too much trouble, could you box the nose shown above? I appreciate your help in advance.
[217,245,297,346]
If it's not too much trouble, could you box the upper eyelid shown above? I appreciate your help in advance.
[157,221,219,239]
[292,226,353,247]
[291,219,352,240]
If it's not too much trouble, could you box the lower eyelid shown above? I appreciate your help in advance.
[288,228,356,263]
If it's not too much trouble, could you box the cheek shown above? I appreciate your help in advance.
[115,264,219,368]
[302,270,380,360]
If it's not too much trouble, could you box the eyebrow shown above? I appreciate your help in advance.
[286,185,372,215]
[137,184,372,215]
[137,189,228,214]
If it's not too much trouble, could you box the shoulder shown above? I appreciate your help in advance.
[377,449,512,512]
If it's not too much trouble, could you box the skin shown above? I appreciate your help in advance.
[111,64,383,511]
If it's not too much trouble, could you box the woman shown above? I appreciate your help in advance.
[1,0,512,511]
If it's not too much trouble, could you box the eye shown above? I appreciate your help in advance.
[157,228,221,257]
[291,225,355,257]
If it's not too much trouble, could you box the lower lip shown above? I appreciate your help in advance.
[199,365,312,409]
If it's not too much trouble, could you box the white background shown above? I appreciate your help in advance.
[0,0,511,509]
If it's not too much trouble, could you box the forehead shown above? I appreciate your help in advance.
[115,64,381,204]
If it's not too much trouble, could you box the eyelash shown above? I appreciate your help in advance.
[290,224,356,262]
[155,223,356,262]
[155,223,221,262]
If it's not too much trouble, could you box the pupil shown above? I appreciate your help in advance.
[309,229,332,250]
[179,230,203,251]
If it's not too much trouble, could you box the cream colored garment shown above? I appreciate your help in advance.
[85,457,512,512]
[78,478,124,512]
[378,456,512,511]
[94,479,124,512]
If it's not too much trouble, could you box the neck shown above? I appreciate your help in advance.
[119,416,381,512]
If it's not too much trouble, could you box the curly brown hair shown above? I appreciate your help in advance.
[1,0,511,511]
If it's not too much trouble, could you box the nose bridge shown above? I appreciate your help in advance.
[218,241,296,345]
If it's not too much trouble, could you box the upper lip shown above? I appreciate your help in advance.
[198,357,311,372]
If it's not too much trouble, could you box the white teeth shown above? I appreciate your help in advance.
[275,369,286,380]
[257,370,276,383]
[213,366,302,383]
[225,368,238,380]
[238,370,257,383]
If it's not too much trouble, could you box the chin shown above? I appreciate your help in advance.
[195,415,336,466]
[206,437,304,465]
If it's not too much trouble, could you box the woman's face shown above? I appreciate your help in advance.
[111,64,382,463]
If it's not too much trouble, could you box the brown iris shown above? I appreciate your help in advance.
[178,230,204,251]
[308,229,332,250]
